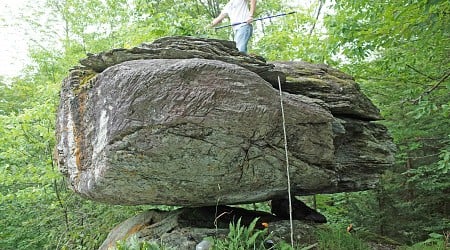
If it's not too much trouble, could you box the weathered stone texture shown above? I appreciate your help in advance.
[55,36,395,206]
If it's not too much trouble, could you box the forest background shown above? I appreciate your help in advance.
[0,0,448,249]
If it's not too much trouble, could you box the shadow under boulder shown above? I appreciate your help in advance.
[99,199,325,250]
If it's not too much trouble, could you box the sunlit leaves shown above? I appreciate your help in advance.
[253,2,336,64]
[324,0,450,244]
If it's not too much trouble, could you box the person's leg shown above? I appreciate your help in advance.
[234,24,253,54]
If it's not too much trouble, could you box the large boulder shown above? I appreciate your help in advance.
[55,36,395,206]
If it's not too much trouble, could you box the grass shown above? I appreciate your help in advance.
[211,217,272,249]
[316,228,370,250]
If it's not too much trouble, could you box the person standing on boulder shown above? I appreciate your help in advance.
[209,0,256,54]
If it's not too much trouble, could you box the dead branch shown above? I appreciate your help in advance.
[412,70,450,104]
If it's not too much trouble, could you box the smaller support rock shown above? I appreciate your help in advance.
[99,205,321,250]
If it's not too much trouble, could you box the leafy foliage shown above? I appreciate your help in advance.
[399,232,449,250]
[316,227,369,250]
[320,0,449,244]
[253,2,334,63]
[212,218,270,249]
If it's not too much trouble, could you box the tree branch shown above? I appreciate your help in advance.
[406,64,438,81]
[309,0,324,36]
[197,0,220,19]
[412,70,450,104]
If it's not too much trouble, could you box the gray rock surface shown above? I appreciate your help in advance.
[55,36,395,206]
[272,61,381,120]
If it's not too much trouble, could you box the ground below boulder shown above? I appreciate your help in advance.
[99,204,320,250]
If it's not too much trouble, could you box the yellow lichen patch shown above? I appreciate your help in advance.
[125,222,150,239]
[285,76,299,82]
[73,91,89,177]
[293,68,319,76]
[321,74,355,87]
[74,69,98,94]
[75,147,82,170]
[73,133,85,183]
[76,91,88,118]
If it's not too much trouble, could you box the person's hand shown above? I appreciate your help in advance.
[246,16,253,24]
[200,23,215,34]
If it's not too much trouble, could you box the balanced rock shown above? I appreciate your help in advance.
[55,36,395,206]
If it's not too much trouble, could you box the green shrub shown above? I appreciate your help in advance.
[211,217,271,250]
[316,228,370,250]
[399,232,449,250]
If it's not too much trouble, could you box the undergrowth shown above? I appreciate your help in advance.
[316,228,369,250]
[113,218,449,250]
[209,217,272,249]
